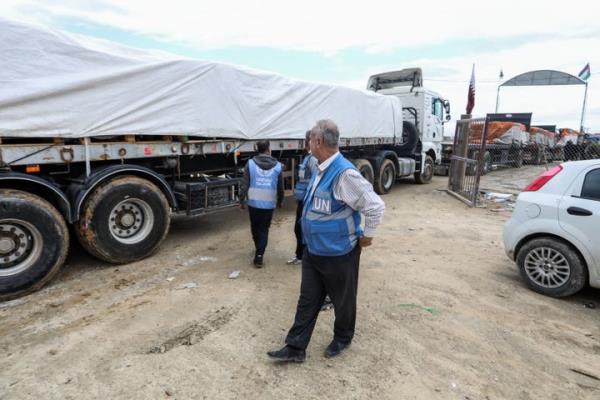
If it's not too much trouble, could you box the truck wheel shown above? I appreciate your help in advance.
[584,145,600,160]
[414,155,434,184]
[466,151,479,176]
[516,238,587,297]
[352,159,374,185]
[482,151,492,175]
[511,149,523,168]
[0,190,69,300]
[374,159,396,194]
[535,148,544,165]
[75,176,170,264]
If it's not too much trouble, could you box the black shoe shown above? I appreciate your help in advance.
[267,345,306,362]
[324,340,350,358]
[253,255,264,268]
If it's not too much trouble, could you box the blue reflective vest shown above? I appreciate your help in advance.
[301,154,363,256]
[247,159,282,209]
[294,154,316,201]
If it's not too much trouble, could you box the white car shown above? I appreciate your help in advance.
[503,160,600,297]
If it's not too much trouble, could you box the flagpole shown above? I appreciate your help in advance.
[495,85,501,113]
[494,69,503,113]
[580,82,588,133]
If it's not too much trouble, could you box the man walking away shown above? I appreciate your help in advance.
[287,131,317,265]
[239,140,284,268]
[268,120,385,362]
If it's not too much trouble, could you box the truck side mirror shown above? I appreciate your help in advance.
[443,100,451,121]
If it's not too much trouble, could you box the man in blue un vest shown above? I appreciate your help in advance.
[287,130,318,266]
[239,140,284,267]
[268,119,385,362]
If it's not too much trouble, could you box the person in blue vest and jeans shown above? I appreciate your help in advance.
[287,130,318,266]
[268,119,385,362]
[239,140,284,268]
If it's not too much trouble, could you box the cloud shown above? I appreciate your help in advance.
[2,0,600,53]
[338,36,600,132]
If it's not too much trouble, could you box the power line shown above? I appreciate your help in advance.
[424,78,500,83]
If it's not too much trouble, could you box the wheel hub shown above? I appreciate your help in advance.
[524,247,570,289]
[110,202,143,238]
[108,199,154,244]
[0,220,42,276]
[0,237,16,254]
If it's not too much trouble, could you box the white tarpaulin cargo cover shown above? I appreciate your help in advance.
[0,19,402,140]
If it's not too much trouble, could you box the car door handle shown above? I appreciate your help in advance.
[567,206,593,216]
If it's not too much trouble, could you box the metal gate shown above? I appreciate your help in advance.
[447,117,489,207]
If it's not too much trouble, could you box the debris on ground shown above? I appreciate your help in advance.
[175,282,198,290]
[176,255,218,267]
[484,192,513,203]
[570,368,600,381]
[399,303,438,315]
[228,271,241,279]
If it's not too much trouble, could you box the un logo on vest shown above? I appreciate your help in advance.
[312,196,332,214]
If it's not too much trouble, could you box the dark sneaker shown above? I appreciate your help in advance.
[267,345,306,362]
[253,255,264,268]
[324,340,350,358]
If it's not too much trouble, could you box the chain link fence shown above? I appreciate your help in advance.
[447,116,600,206]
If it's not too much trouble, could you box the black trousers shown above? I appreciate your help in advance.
[248,206,274,257]
[294,201,304,259]
[285,245,361,350]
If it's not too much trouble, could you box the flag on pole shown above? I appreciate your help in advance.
[578,63,591,81]
[466,64,475,114]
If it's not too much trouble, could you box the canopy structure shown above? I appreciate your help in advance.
[495,70,589,132]
[0,18,402,140]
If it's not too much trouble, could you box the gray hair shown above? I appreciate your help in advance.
[313,119,340,148]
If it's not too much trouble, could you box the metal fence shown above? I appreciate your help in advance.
[447,116,600,207]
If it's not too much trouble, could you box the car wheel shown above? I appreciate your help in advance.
[516,238,587,297]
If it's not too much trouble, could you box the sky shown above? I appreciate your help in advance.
[2,0,599,134]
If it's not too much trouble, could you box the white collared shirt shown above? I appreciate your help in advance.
[307,152,385,237]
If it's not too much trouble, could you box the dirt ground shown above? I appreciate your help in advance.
[1,166,599,400]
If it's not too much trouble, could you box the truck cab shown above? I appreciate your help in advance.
[367,68,451,166]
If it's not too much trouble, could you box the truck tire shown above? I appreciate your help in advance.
[0,190,69,300]
[374,159,396,194]
[516,237,587,297]
[352,159,374,185]
[535,147,544,165]
[482,151,492,175]
[511,149,523,168]
[584,144,600,160]
[75,176,170,264]
[467,151,479,176]
[395,121,419,156]
[414,155,434,184]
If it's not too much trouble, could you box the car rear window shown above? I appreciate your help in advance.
[581,168,600,201]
